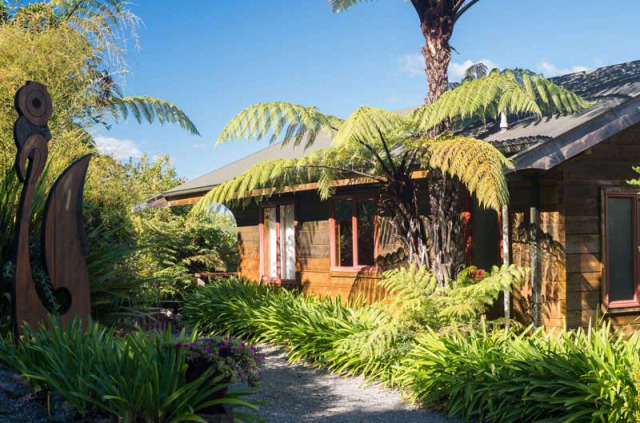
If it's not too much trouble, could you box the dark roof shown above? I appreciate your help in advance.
[159,60,640,201]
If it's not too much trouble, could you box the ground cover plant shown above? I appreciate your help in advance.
[183,266,525,381]
[0,318,261,423]
[397,323,640,423]
[184,275,640,423]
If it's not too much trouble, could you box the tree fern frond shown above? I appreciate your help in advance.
[331,106,410,148]
[410,71,594,132]
[217,102,342,148]
[107,96,200,135]
[326,0,376,13]
[423,136,513,211]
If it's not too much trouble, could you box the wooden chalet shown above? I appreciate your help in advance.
[140,60,640,330]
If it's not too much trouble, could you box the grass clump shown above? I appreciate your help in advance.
[397,324,640,423]
[0,318,260,423]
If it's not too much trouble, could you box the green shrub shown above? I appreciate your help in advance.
[0,318,260,423]
[397,323,640,423]
[182,278,391,379]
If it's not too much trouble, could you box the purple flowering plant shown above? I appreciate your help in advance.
[175,336,265,387]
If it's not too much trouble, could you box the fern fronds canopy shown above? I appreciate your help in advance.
[410,71,595,132]
[195,70,592,214]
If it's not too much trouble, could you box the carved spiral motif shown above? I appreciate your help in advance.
[16,82,52,126]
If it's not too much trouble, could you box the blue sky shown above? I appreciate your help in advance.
[97,0,640,181]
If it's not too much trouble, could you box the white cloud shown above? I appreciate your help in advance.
[400,54,499,82]
[94,136,143,160]
[537,61,589,78]
[399,53,424,77]
[449,59,499,81]
[192,142,207,149]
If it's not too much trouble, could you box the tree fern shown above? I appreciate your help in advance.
[106,96,200,135]
[424,135,514,211]
[218,102,342,148]
[410,71,594,132]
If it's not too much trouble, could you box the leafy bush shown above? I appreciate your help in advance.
[176,336,265,388]
[397,323,640,423]
[0,319,260,422]
[182,278,391,379]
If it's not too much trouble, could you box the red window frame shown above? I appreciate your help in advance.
[329,195,378,272]
[259,201,296,285]
[603,191,640,309]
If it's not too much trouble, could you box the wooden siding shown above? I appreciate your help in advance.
[231,188,397,303]
[562,122,640,330]
[508,122,640,330]
[508,174,567,330]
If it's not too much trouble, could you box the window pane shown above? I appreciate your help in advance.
[607,197,635,302]
[357,200,375,266]
[264,207,277,279]
[335,200,353,267]
[280,204,296,280]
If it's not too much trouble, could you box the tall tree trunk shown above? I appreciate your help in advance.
[417,1,454,104]
[426,170,464,285]
[380,176,429,269]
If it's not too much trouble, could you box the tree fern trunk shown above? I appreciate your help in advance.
[426,170,464,285]
[380,177,429,269]
[417,0,454,104]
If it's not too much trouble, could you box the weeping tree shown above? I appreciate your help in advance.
[195,71,591,284]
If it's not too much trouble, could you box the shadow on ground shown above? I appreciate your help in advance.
[247,346,459,423]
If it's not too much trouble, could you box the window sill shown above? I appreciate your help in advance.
[330,266,380,277]
[605,302,640,314]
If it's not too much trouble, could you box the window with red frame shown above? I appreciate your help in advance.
[605,191,640,307]
[330,198,375,270]
[261,203,295,282]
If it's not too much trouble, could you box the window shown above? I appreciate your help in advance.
[260,203,295,283]
[604,191,640,307]
[330,197,376,270]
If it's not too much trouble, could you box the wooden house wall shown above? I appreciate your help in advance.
[231,188,400,303]
[508,171,566,330]
[561,122,640,330]
[508,122,640,330]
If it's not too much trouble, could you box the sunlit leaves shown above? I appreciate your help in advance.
[218,102,342,148]
[107,96,200,135]
[424,136,514,211]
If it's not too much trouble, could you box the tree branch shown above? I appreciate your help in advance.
[454,0,481,23]
[353,137,394,178]
[64,0,89,21]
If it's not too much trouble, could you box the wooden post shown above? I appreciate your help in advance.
[502,205,511,326]
[530,176,541,328]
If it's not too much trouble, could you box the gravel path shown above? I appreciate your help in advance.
[249,346,460,423]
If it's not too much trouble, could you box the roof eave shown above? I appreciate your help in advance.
[508,94,640,173]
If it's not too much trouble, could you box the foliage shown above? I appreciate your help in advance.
[176,336,265,388]
[199,70,591,211]
[379,265,527,329]
[182,278,391,379]
[195,71,591,276]
[396,323,640,423]
[138,211,238,302]
[0,318,261,422]
[182,267,526,381]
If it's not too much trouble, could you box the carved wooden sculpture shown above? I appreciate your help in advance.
[12,81,91,335]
